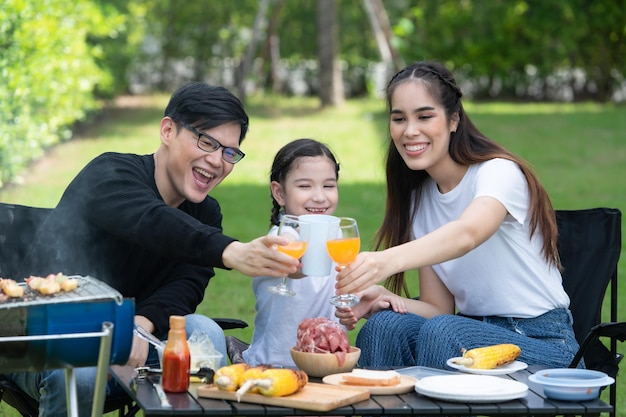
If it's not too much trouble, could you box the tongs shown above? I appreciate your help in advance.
[134,366,215,383]
[132,324,216,382]
[133,324,166,354]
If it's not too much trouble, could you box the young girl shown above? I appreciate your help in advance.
[242,138,342,367]
[335,61,580,370]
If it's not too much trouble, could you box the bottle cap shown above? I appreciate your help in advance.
[169,315,185,329]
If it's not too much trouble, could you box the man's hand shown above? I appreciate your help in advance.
[127,334,150,368]
[223,236,299,277]
[127,316,154,368]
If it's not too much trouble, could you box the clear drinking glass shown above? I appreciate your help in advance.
[326,217,361,307]
[268,215,308,297]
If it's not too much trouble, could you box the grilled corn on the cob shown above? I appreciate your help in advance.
[452,343,521,369]
[214,363,250,391]
[238,365,273,394]
[236,368,308,401]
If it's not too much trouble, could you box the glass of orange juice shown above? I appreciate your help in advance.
[326,217,361,307]
[268,215,308,296]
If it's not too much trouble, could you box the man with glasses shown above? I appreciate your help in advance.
[7,83,300,417]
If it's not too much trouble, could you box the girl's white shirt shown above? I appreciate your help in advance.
[412,158,569,318]
[243,224,340,367]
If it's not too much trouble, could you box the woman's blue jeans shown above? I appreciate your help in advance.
[356,308,581,369]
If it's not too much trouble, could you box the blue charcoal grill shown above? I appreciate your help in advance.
[0,275,134,417]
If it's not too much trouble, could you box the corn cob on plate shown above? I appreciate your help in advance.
[448,343,527,375]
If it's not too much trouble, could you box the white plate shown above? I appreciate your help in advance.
[414,374,528,403]
[447,358,528,375]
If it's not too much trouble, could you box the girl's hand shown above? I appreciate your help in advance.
[335,285,407,330]
[335,306,359,330]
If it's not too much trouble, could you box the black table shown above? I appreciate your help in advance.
[110,365,613,416]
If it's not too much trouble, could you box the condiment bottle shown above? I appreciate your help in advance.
[161,315,191,393]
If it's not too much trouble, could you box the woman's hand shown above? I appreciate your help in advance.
[335,285,407,330]
[334,250,397,295]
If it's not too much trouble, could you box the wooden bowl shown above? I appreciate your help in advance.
[290,346,360,377]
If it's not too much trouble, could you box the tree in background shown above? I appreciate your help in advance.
[134,0,260,91]
[389,0,626,101]
[566,0,625,101]
[362,0,405,81]
[260,0,286,94]
[317,0,345,107]
[235,0,271,105]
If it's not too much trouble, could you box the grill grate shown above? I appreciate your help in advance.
[0,275,123,309]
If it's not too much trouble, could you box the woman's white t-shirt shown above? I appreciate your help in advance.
[411,158,569,318]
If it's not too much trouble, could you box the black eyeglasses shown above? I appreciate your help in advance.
[181,123,245,164]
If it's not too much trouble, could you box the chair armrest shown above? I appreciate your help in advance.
[213,318,248,330]
[591,322,626,341]
[569,322,626,371]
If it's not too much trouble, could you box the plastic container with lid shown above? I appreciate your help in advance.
[528,368,615,401]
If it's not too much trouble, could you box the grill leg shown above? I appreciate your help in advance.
[92,322,114,417]
[61,322,113,417]
[64,368,79,417]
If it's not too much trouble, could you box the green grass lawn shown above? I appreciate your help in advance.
[1,94,624,417]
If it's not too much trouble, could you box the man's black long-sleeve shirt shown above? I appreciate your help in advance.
[19,152,237,336]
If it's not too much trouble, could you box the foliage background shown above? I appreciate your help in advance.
[1,0,625,187]
[0,0,146,187]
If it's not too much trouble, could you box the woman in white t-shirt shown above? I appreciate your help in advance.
[334,61,580,369]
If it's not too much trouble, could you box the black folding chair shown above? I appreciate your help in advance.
[0,202,247,416]
[556,208,624,417]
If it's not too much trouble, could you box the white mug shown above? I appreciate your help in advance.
[298,214,340,276]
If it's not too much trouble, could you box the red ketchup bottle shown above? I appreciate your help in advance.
[161,315,190,393]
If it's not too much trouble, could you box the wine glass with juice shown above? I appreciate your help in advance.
[326,217,360,307]
[268,215,308,296]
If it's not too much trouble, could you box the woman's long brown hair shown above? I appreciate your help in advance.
[377,62,560,296]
